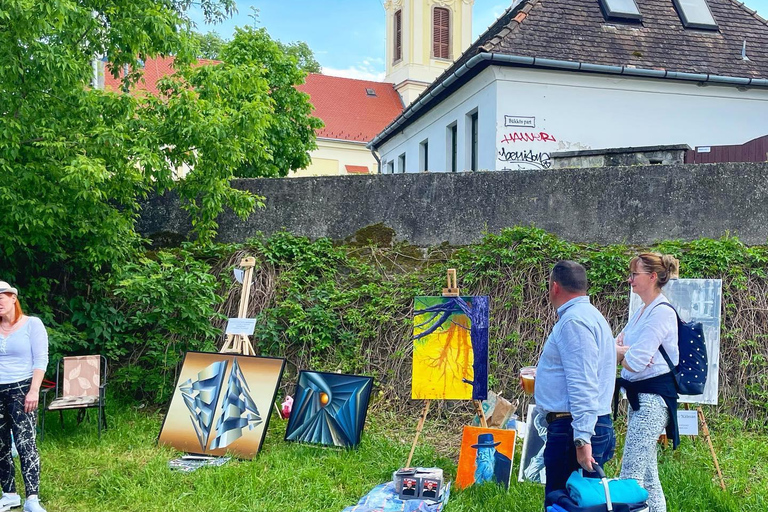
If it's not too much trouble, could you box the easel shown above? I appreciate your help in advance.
[219,257,257,356]
[405,269,487,468]
[682,404,726,490]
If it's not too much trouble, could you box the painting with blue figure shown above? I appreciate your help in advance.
[285,370,374,448]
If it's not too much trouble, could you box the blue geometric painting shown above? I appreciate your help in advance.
[179,360,228,450]
[285,371,374,448]
[158,352,285,459]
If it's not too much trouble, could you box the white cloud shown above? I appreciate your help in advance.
[322,65,386,82]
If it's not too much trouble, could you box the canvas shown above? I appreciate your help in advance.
[629,278,722,405]
[518,404,547,484]
[412,296,489,400]
[456,426,516,489]
[158,351,285,459]
[285,370,374,448]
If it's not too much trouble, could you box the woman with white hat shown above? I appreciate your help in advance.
[0,282,48,512]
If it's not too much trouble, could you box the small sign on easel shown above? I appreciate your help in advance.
[225,318,257,336]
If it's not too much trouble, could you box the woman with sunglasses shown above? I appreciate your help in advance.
[0,282,48,512]
[614,254,680,512]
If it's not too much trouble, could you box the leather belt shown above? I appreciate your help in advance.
[546,412,572,423]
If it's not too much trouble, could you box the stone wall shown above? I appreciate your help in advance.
[137,162,768,246]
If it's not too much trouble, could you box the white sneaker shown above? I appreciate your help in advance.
[0,493,21,511]
[22,497,45,512]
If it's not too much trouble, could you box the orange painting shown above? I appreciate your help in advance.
[456,426,517,489]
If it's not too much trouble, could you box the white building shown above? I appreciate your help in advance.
[370,0,768,173]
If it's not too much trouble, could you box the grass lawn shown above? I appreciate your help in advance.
[30,401,767,512]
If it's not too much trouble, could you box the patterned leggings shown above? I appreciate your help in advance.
[0,379,41,496]
[620,393,669,512]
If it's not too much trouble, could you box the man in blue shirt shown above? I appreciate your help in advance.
[534,260,616,498]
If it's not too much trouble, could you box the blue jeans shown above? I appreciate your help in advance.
[543,414,615,498]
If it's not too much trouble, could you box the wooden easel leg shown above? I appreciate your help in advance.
[474,400,488,428]
[405,401,431,469]
[698,406,726,490]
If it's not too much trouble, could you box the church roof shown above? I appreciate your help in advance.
[104,56,220,95]
[371,0,768,149]
[297,74,404,143]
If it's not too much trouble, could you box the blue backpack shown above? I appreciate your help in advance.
[656,302,708,396]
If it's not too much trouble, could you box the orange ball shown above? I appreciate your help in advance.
[319,392,330,405]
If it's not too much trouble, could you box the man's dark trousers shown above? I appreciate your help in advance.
[542,414,615,498]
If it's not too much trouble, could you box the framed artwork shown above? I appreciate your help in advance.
[285,370,374,448]
[158,351,285,459]
[456,425,516,489]
[412,296,489,400]
[518,405,547,484]
[629,278,722,405]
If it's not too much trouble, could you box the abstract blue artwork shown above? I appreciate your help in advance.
[158,352,285,459]
[285,371,374,448]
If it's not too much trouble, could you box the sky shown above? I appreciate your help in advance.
[189,0,768,81]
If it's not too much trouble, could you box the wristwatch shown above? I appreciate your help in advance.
[574,438,589,448]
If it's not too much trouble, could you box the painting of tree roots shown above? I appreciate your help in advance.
[412,296,490,400]
[285,371,374,448]
[158,352,285,459]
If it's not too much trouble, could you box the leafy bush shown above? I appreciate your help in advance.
[65,250,222,403]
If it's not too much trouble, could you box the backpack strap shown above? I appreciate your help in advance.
[650,301,680,375]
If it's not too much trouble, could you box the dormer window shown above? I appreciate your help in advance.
[366,88,377,97]
[433,7,451,59]
[673,0,718,29]
[598,0,642,21]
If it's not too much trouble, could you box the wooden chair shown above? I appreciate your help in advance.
[41,355,107,439]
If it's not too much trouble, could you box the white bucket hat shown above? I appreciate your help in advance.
[0,281,18,295]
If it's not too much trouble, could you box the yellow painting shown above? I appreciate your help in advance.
[411,296,489,400]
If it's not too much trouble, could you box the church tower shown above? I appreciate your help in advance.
[384,0,474,106]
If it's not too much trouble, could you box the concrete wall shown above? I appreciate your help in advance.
[377,66,768,174]
[138,162,768,247]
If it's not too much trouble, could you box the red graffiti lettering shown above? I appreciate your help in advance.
[500,132,558,144]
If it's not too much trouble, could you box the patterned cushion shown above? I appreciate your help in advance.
[48,395,100,410]
[62,356,101,397]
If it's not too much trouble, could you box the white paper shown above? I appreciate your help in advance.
[677,410,699,436]
[225,318,256,335]
[233,269,244,284]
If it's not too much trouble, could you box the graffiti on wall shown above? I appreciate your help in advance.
[497,114,588,171]
[497,148,552,170]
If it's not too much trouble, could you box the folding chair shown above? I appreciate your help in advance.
[41,355,107,439]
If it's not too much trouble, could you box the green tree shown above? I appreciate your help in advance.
[223,26,324,178]
[0,0,272,312]
[278,40,322,74]
[191,31,227,60]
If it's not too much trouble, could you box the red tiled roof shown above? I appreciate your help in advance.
[297,74,403,143]
[103,56,219,96]
[345,165,370,174]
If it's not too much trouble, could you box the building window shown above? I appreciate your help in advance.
[394,10,403,63]
[447,123,458,172]
[432,7,451,59]
[398,152,406,173]
[420,140,429,172]
[673,0,718,29]
[388,161,395,174]
[468,111,478,171]
[598,0,642,21]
